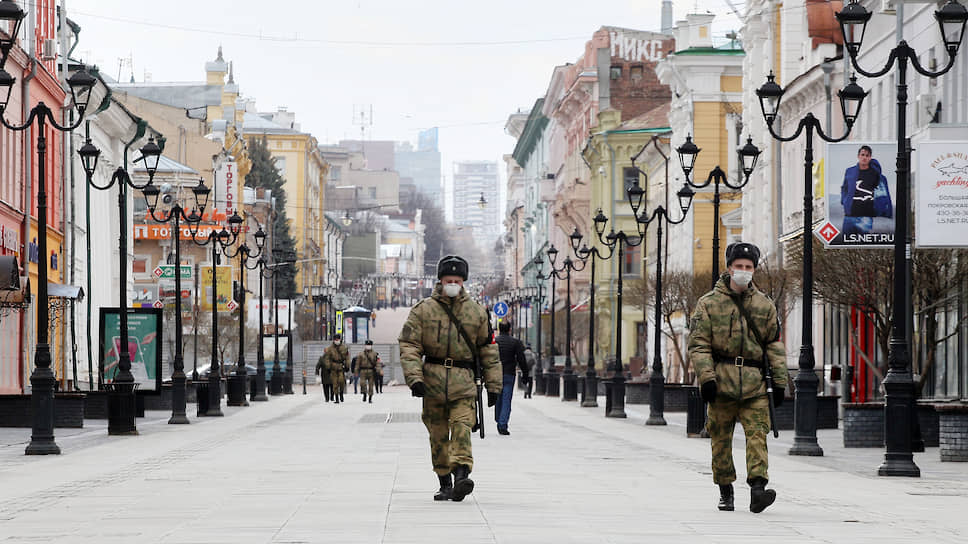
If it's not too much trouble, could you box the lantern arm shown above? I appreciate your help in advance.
[259,259,276,280]
[242,250,263,271]
[145,203,177,223]
[718,167,754,191]
[846,45,898,79]
[908,44,959,78]
[568,256,587,273]
[765,114,808,143]
[0,103,42,131]
[814,115,856,144]
[84,165,120,191]
[45,108,86,132]
[588,243,615,261]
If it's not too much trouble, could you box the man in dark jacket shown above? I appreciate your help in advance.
[494,321,529,435]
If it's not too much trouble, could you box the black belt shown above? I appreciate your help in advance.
[425,357,475,369]
[714,356,764,369]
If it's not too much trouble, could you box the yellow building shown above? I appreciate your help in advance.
[242,108,326,293]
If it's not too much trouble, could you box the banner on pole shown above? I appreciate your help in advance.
[816,142,896,248]
[916,141,968,247]
[200,265,233,312]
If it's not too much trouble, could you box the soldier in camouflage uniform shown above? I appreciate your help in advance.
[357,339,379,403]
[398,255,502,502]
[688,242,788,514]
[321,334,349,404]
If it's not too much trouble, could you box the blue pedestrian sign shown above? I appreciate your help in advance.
[493,301,509,318]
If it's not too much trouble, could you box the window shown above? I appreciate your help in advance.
[274,156,287,177]
[623,245,641,277]
[623,167,640,192]
[610,66,622,80]
[630,65,643,81]
[132,256,148,274]
[636,322,646,358]
[368,187,377,199]
[331,165,341,181]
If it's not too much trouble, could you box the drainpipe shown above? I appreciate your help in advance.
[774,114,783,262]
[603,130,617,350]
[20,53,37,392]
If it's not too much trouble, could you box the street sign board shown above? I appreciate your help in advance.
[151,300,164,309]
[152,265,192,280]
[493,301,509,318]
[226,300,238,311]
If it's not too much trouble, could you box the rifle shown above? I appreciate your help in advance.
[730,297,779,438]
[436,300,486,439]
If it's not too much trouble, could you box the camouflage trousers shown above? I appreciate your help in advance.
[330,371,345,395]
[359,370,375,397]
[421,395,475,476]
[707,394,770,485]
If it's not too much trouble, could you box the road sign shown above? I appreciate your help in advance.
[226,300,238,311]
[493,301,509,318]
[152,265,192,280]
[151,300,164,309]
[816,222,840,244]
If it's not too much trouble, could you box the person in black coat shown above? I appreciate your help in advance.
[494,321,529,435]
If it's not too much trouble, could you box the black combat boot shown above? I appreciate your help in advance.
[362,393,367,402]
[450,465,475,502]
[339,392,345,403]
[749,477,776,513]
[717,484,734,511]
[434,474,453,501]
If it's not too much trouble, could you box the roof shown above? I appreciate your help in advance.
[617,103,670,131]
[673,42,744,56]
[242,112,303,135]
[133,155,199,175]
[111,82,222,110]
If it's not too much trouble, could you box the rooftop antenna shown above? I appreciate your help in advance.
[352,104,373,165]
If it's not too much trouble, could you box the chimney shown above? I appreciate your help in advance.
[661,1,673,35]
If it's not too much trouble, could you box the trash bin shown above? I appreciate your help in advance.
[604,380,614,417]
[686,386,706,437]
[195,381,210,417]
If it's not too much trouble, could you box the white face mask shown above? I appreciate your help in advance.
[731,269,754,290]
[365,346,372,351]
[443,283,462,298]
[334,340,341,346]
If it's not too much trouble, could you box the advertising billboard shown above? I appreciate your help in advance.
[99,307,163,392]
[816,142,897,248]
[916,141,968,247]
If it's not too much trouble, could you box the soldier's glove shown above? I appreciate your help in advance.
[410,382,426,398]
[700,380,718,404]
[487,391,500,407]
[773,387,784,408]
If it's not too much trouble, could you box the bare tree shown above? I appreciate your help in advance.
[649,270,712,384]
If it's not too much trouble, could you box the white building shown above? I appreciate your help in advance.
[452,161,501,252]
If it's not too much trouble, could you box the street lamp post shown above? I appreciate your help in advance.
[220,220,267,406]
[757,57,868,456]
[594,179,652,418]
[138,177,212,423]
[187,210,243,416]
[1,53,96,450]
[532,257,547,396]
[676,135,762,288]
[836,0,967,476]
[545,267,560,397]
[252,256,275,401]
[547,235,587,402]
[574,212,615,408]
[632,176,696,426]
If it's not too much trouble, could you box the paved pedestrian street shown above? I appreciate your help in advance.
[0,387,965,543]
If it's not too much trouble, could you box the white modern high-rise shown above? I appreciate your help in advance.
[452,161,501,251]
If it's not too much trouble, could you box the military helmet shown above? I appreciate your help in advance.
[725,242,761,268]
[437,255,469,280]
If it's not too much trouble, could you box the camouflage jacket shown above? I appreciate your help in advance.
[357,350,379,372]
[398,283,502,399]
[321,343,349,374]
[688,274,788,401]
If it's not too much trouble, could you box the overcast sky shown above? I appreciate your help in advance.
[67,0,740,191]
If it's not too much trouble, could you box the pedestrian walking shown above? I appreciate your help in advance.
[523,344,537,399]
[350,355,360,394]
[316,352,333,402]
[374,355,384,393]
[322,333,349,404]
[357,340,379,403]
[688,242,788,513]
[398,255,502,502]
[494,321,529,434]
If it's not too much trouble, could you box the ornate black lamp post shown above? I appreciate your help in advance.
[757,55,867,457]
[531,256,547,395]
[138,178,212,423]
[1,36,96,450]
[252,256,275,401]
[594,181,651,418]
[836,0,967,476]
[187,209,243,416]
[220,220,267,406]
[632,177,696,426]
[573,211,615,408]
[547,234,587,401]
[676,135,762,288]
[544,265,560,397]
